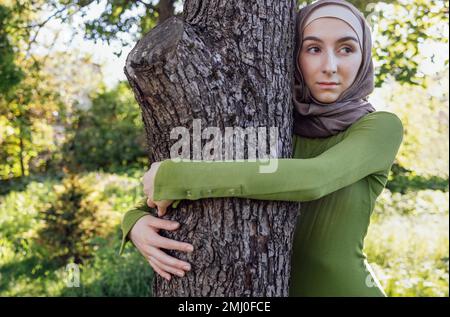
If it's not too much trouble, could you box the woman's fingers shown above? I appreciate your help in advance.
[146,199,174,217]
[157,204,167,217]
[147,246,192,271]
[151,234,194,253]
[147,198,156,208]
[150,256,186,278]
[157,200,174,217]
[147,215,180,231]
[148,258,171,281]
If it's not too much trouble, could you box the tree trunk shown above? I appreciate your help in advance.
[125,0,299,297]
[157,0,176,23]
[19,125,25,177]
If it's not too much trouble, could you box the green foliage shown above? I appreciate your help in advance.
[370,0,449,87]
[59,233,153,297]
[367,213,449,297]
[0,176,59,253]
[366,188,449,297]
[0,1,109,180]
[0,170,142,251]
[0,170,147,296]
[0,57,53,180]
[387,164,449,194]
[380,69,449,178]
[53,0,167,55]
[64,82,147,172]
[0,4,23,93]
[37,174,116,262]
[0,232,154,296]
[0,60,61,180]
[0,50,105,180]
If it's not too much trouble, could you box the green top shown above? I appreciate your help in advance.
[119,111,403,297]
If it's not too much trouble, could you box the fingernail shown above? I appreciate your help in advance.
[187,245,194,252]
[183,264,191,271]
[173,222,180,228]
[177,271,185,277]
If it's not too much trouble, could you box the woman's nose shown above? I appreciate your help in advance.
[322,52,338,74]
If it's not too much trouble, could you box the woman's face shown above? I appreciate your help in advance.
[299,17,363,104]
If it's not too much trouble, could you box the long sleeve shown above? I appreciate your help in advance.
[118,199,152,256]
[153,112,403,203]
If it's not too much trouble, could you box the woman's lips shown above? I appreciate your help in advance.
[317,82,340,89]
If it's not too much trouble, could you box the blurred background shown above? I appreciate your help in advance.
[0,0,448,296]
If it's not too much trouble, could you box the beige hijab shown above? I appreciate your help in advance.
[293,0,376,138]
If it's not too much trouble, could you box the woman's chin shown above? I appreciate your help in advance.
[312,93,340,104]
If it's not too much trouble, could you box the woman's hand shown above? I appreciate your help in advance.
[143,161,174,217]
[129,214,194,281]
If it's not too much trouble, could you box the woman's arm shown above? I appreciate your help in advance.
[152,112,403,203]
[119,199,152,256]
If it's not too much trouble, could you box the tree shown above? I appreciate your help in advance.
[65,82,147,172]
[0,49,104,179]
[0,1,105,179]
[16,0,182,55]
[0,4,24,94]
[0,55,60,179]
[367,0,449,87]
[126,0,299,296]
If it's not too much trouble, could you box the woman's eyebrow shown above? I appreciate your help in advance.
[303,36,359,43]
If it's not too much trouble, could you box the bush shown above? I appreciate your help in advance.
[365,188,449,297]
[37,174,116,263]
[0,171,146,296]
[63,82,147,172]
[387,164,449,194]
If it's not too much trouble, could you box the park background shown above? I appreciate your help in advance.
[0,0,448,296]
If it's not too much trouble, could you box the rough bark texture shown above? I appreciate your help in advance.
[125,0,299,296]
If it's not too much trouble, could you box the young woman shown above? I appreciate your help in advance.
[119,0,404,296]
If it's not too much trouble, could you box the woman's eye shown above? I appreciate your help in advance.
[306,47,321,53]
[340,47,353,54]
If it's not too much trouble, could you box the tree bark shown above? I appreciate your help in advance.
[125,0,299,296]
[157,0,176,23]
